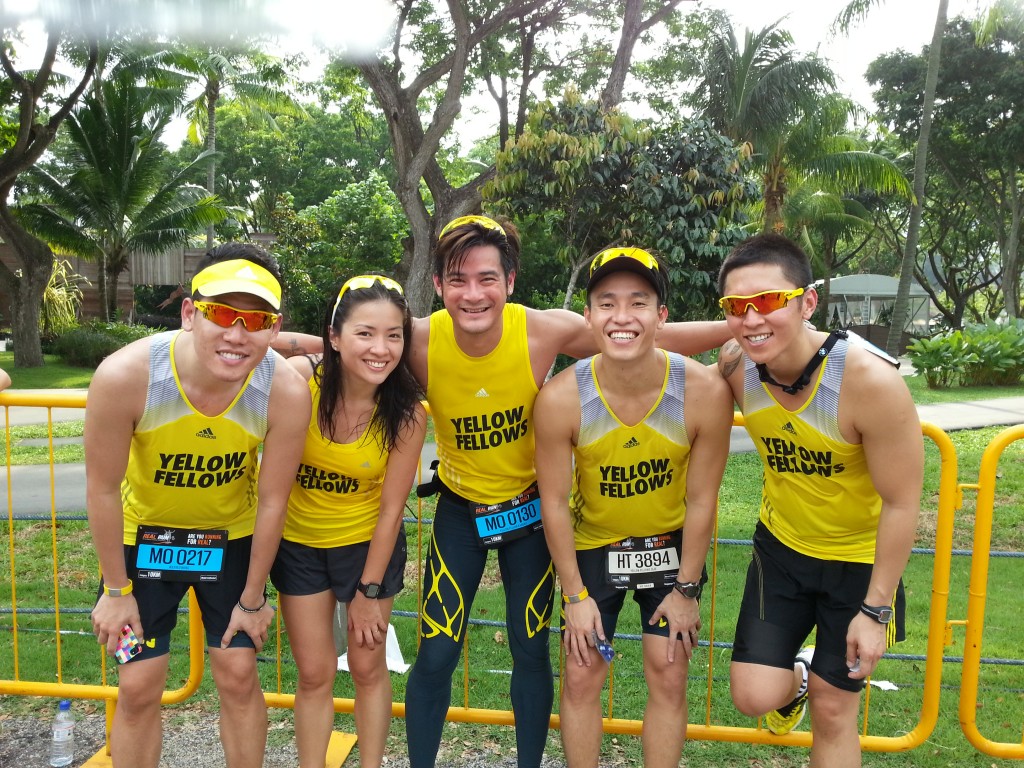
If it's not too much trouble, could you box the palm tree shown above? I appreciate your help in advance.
[18,73,228,320]
[690,15,836,156]
[689,17,910,233]
[835,0,949,353]
[783,183,875,326]
[165,44,306,247]
[762,93,911,233]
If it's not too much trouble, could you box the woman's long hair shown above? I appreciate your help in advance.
[314,279,421,453]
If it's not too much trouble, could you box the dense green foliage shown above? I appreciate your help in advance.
[487,93,757,318]
[907,319,1024,388]
[51,321,158,368]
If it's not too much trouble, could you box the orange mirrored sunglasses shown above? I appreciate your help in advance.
[193,301,280,332]
[718,287,805,317]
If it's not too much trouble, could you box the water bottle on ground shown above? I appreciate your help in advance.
[49,699,75,767]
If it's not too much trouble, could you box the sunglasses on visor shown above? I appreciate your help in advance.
[439,215,506,239]
[718,287,806,317]
[589,247,660,275]
[193,301,280,332]
[332,275,405,325]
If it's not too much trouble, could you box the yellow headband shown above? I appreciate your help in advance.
[191,259,282,310]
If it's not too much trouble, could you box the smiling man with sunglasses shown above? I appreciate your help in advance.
[85,242,310,768]
[716,234,923,768]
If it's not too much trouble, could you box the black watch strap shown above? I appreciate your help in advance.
[859,602,893,624]
[358,581,383,599]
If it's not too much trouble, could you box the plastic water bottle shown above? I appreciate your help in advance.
[49,699,75,767]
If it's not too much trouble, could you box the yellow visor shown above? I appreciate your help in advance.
[191,259,282,310]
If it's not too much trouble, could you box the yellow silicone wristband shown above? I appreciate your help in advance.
[103,579,133,597]
[562,586,589,604]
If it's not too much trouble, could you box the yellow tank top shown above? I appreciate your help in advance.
[283,375,389,547]
[121,331,272,543]
[570,352,691,550]
[427,303,538,504]
[741,338,880,562]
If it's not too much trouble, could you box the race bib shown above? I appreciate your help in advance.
[134,526,227,582]
[472,485,543,548]
[604,530,681,589]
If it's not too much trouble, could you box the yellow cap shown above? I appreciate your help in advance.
[191,259,282,310]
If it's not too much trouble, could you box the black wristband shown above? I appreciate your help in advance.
[237,594,268,614]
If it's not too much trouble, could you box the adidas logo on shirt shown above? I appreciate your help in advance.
[475,388,490,398]
[781,422,797,435]
[196,427,216,439]
[622,436,640,448]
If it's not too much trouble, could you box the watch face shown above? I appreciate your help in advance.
[878,606,893,623]
[360,582,382,599]
[675,582,701,599]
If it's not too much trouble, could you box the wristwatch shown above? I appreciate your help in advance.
[860,603,893,624]
[673,580,702,600]
[357,581,383,599]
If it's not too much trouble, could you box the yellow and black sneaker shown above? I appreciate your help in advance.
[766,646,814,735]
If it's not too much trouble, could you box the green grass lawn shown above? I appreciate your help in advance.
[3,425,1023,766]
[0,352,93,389]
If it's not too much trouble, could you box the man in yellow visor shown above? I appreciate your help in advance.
[85,242,311,768]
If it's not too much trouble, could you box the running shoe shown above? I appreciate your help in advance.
[765,645,814,735]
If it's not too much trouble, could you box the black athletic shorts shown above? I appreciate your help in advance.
[100,535,258,660]
[732,521,906,693]
[270,529,407,602]
[561,544,707,641]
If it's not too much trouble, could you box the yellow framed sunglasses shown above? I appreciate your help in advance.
[439,215,506,239]
[332,275,405,324]
[193,301,280,332]
[589,247,660,276]
[718,288,805,317]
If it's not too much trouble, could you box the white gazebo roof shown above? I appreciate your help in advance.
[822,273,929,297]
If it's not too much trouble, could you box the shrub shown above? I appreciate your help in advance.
[52,322,158,368]
[960,320,1024,386]
[906,331,972,389]
[907,320,1024,389]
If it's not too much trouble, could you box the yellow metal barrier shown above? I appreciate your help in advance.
[957,423,1024,759]
[0,392,207,765]
[0,392,1002,762]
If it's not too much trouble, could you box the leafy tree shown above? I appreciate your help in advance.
[0,24,98,366]
[868,11,1022,321]
[148,42,306,247]
[352,0,692,315]
[783,184,874,327]
[172,98,392,237]
[18,73,228,320]
[270,173,409,333]
[486,93,757,317]
[837,0,949,353]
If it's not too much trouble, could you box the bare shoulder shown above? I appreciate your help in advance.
[843,344,918,429]
[286,353,319,381]
[717,339,744,380]
[270,351,314,403]
[89,336,151,399]
[535,362,579,412]
[683,356,734,424]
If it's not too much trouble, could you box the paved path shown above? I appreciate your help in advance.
[2,393,1022,516]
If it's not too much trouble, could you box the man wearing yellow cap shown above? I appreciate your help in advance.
[86,242,310,768]
[533,247,733,767]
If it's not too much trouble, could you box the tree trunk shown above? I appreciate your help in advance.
[886,0,947,354]
[205,76,220,250]
[1001,178,1022,318]
[0,213,53,367]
